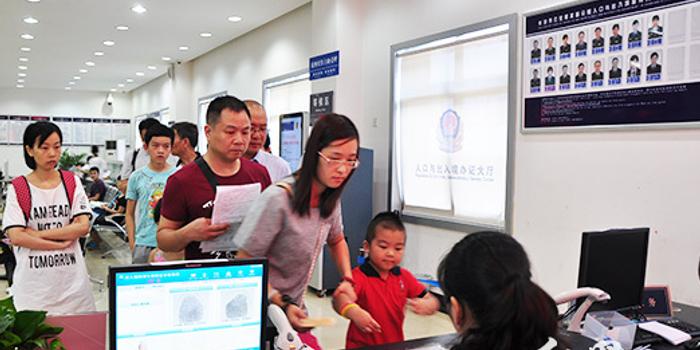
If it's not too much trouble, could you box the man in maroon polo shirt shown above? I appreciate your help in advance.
[157,95,271,260]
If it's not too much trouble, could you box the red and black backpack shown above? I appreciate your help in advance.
[10,170,77,224]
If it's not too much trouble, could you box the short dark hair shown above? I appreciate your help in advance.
[89,166,100,173]
[578,31,585,36]
[365,211,406,243]
[145,123,174,145]
[650,52,659,59]
[595,27,602,32]
[612,57,619,63]
[547,66,553,72]
[594,60,602,65]
[562,34,569,40]
[172,122,198,150]
[139,118,160,132]
[578,63,585,68]
[613,23,620,30]
[206,95,251,126]
[533,69,539,73]
[652,15,660,21]
[562,64,569,69]
[23,121,63,170]
[91,145,99,155]
[633,19,640,25]
[631,55,639,61]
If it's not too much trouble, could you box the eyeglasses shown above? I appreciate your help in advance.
[317,152,360,169]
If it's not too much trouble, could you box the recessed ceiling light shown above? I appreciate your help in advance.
[18,73,27,77]
[178,46,189,51]
[23,17,39,24]
[200,32,212,38]
[85,61,95,66]
[103,40,115,46]
[131,4,147,14]
[161,56,171,61]
[17,84,25,88]
[17,79,25,83]
[65,87,72,90]
[126,79,134,83]
[147,65,157,70]
[27,0,40,2]
[79,69,88,73]
[110,88,117,92]
[117,83,125,87]
[20,47,31,52]
[73,76,81,80]
[227,16,242,22]
[94,51,104,56]
[21,33,34,40]
[19,57,29,62]
[18,65,28,70]
[68,81,75,85]
[135,72,145,76]
[116,25,129,31]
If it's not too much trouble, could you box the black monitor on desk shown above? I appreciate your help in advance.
[577,228,650,312]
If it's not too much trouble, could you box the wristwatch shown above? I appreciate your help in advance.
[281,294,297,312]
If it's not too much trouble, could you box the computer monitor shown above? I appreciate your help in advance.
[577,228,649,311]
[109,259,268,350]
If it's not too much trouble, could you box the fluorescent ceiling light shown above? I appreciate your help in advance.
[161,56,171,61]
[110,88,117,92]
[103,40,115,46]
[20,47,31,52]
[17,85,25,88]
[21,34,34,40]
[17,79,25,83]
[135,72,144,76]
[94,51,104,56]
[79,69,88,73]
[126,79,134,83]
[73,76,81,80]
[178,46,189,51]
[27,0,40,2]
[116,25,129,31]
[117,83,125,87]
[85,61,95,66]
[18,65,28,70]
[227,16,242,22]
[131,4,147,14]
[200,32,212,38]
[23,17,39,24]
[19,57,29,62]
[147,65,156,70]
[65,87,71,90]
[68,81,76,85]
[18,73,27,77]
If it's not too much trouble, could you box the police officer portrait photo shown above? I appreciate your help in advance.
[575,62,587,83]
[648,14,663,39]
[530,68,541,88]
[628,54,642,78]
[560,33,571,54]
[576,30,588,51]
[591,60,604,81]
[610,23,623,46]
[545,36,556,56]
[647,51,662,74]
[592,27,605,48]
[560,64,571,84]
[609,57,623,79]
[531,39,542,59]
[629,19,643,43]
[545,66,556,86]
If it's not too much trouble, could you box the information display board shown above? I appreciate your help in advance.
[279,112,306,172]
[523,0,700,130]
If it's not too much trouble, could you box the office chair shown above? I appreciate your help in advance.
[90,184,128,259]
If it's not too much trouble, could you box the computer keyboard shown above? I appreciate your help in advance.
[634,318,700,346]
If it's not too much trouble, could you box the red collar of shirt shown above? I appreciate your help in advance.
[359,261,402,279]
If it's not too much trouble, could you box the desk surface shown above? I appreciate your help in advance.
[359,302,700,350]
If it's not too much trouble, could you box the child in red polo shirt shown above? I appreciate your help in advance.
[333,211,440,349]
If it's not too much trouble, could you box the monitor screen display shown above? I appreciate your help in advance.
[279,113,304,171]
[110,260,266,350]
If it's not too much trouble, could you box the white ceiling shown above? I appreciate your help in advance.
[0,0,309,93]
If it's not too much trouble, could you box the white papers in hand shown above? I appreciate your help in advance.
[199,183,261,253]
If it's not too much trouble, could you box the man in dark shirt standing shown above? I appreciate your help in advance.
[592,60,604,81]
[88,167,106,202]
[629,20,642,43]
[158,95,272,260]
[576,63,587,83]
[648,15,663,39]
[530,69,541,88]
[545,67,556,86]
[545,37,556,56]
[628,55,642,77]
[531,40,541,59]
[576,31,588,51]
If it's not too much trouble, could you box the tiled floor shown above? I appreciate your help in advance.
[0,230,455,349]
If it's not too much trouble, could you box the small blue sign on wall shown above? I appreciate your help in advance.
[309,50,339,80]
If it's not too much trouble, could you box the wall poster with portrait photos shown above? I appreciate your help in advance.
[389,15,517,232]
[523,0,700,131]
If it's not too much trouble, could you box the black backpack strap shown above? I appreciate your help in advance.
[195,156,218,192]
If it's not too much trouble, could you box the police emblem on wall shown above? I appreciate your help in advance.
[437,109,463,153]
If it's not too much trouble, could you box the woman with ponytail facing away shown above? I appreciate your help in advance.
[438,231,563,350]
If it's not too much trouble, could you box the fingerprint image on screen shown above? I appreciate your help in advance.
[226,294,248,320]
[177,295,205,325]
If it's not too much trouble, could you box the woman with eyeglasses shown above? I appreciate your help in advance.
[235,113,360,349]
